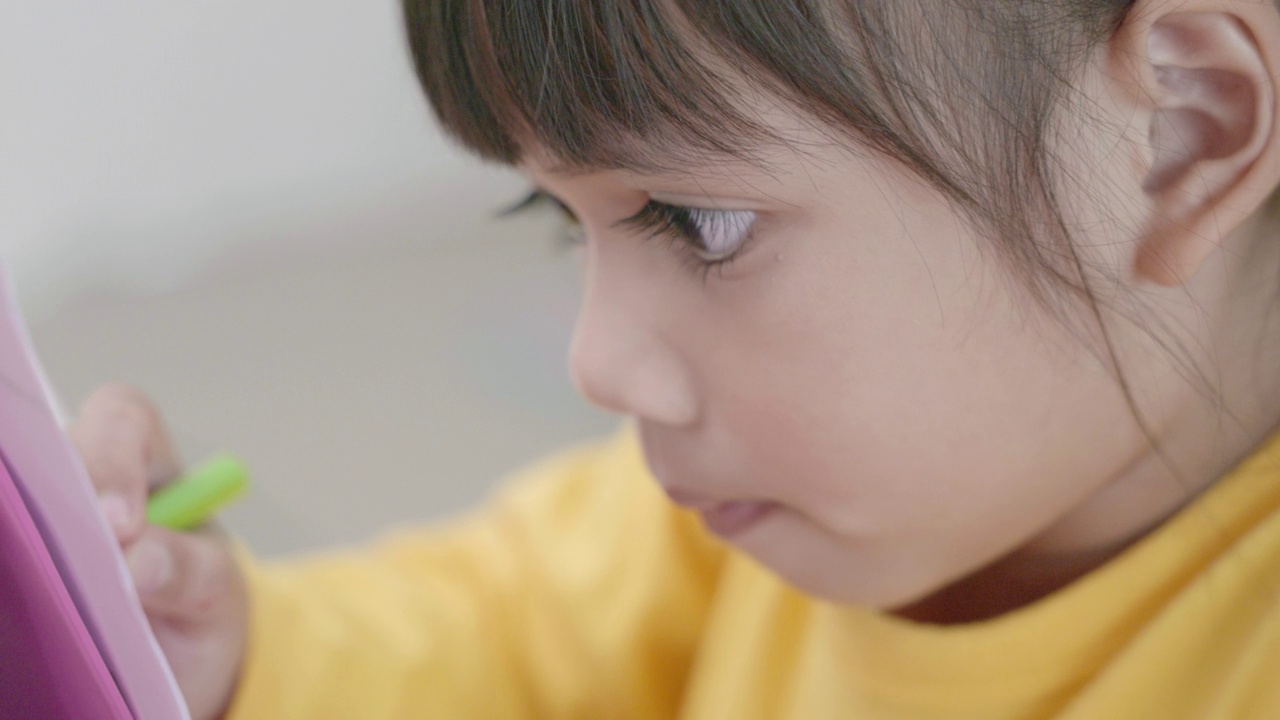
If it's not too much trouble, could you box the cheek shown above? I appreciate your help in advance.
[700,198,1138,551]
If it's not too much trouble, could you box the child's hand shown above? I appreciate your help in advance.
[70,385,247,720]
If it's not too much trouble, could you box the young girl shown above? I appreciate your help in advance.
[73,0,1280,717]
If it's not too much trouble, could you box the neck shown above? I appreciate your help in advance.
[894,545,1128,624]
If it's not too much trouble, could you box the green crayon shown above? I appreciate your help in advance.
[146,456,248,530]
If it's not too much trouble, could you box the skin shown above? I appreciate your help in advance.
[73,1,1280,718]
[71,385,246,720]
[527,6,1280,617]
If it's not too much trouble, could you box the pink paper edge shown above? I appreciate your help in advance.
[0,266,189,720]
[0,454,133,718]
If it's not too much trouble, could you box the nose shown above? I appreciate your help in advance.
[568,256,699,427]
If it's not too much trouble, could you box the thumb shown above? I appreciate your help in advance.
[127,526,236,620]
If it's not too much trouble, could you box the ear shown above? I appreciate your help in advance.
[1109,3,1280,286]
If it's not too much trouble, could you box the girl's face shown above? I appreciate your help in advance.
[521,120,1193,610]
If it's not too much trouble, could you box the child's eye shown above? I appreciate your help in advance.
[502,189,757,272]
[620,201,757,266]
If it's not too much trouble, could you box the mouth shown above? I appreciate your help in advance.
[664,488,778,538]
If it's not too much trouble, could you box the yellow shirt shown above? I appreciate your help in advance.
[225,430,1280,719]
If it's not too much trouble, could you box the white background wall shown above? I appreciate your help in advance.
[0,0,511,313]
[1,0,614,555]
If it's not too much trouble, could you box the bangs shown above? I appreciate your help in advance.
[401,0,949,177]
[401,0,1133,306]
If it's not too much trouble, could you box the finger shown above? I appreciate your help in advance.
[69,384,183,543]
[127,526,237,621]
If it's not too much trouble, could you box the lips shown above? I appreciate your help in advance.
[664,488,777,538]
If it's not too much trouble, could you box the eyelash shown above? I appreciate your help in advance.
[505,190,754,281]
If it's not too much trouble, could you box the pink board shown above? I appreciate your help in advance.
[0,451,132,718]
[0,265,188,719]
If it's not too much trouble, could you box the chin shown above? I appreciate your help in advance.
[731,510,941,610]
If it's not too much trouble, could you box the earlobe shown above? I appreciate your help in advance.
[1115,6,1280,286]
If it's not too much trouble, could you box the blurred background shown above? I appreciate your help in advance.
[0,0,615,555]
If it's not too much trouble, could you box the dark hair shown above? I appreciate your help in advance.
[401,0,1143,302]
[400,0,1276,455]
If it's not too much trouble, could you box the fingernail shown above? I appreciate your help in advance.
[128,536,172,596]
[99,495,134,536]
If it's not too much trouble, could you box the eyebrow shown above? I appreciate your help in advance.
[497,187,565,217]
